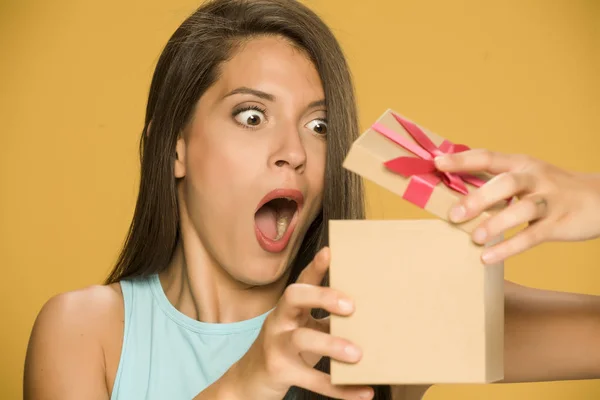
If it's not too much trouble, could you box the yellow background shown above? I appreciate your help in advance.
[1,0,599,398]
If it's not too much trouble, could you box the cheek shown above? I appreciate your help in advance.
[187,136,253,191]
[188,148,225,193]
[309,138,327,180]
[184,142,243,217]
[305,139,327,202]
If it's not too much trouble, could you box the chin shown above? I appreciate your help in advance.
[233,259,289,287]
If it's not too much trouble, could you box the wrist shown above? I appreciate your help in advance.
[223,358,289,400]
[218,361,246,400]
[592,173,600,193]
[582,172,600,205]
[193,365,243,400]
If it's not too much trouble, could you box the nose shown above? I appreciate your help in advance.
[269,126,307,174]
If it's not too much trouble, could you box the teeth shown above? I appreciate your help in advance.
[275,214,291,240]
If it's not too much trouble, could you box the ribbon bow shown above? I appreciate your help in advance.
[371,113,486,209]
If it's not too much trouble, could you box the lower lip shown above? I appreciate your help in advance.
[254,211,300,253]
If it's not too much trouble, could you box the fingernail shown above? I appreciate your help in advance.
[481,250,497,264]
[434,155,448,168]
[359,388,374,399]
[472,228,487,244]
[338,298,354,313]
[318,247,330,263]
[344,345,361,360]
[449,205,466,222]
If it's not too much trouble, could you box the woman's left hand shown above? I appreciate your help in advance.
[434,149,600,264]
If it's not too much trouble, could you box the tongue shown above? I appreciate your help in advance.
[255,206,278,240]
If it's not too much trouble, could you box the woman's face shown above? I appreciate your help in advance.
[175,35,327,286]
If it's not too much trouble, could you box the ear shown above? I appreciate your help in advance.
[174,136,186,178]
[145,120,153,137]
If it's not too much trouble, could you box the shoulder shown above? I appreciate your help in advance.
[24,283,124,399]
[32,283,124,337]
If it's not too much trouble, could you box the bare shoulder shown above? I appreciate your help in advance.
[42,283,121,318]
[28,283,124,343]
[24,283,124,400]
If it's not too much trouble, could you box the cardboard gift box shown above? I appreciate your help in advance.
[329,109,505,385]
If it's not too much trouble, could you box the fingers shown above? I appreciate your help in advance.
[434,149,529,175]
[449,172,536,224]
[295,367,374,400]
[471,194,549,246]
[480,219,551,264]
[290,327,361,364]
[296,246,330,286]
[275,283,354,322]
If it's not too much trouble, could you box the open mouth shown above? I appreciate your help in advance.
[254,189,304,253]
[255,198,298,241]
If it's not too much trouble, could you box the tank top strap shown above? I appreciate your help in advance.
[111,276,154,400]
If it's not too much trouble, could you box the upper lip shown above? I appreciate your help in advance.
[255,188,305,212]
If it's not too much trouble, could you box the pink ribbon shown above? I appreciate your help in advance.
[371,112,486,209]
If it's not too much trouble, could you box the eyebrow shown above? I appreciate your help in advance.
[306,99,326,110]
[223,87,275,101]
[223,86,326,111]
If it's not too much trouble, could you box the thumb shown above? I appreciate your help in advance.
[295,247,330,287]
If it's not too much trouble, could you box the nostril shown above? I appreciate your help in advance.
[274,157,305,171]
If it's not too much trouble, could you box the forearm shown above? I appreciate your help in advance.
[193,361,280,400]
[193,383,232,400]
[391,385,431,400]
[502,281,600,383]
[193,370,242,400]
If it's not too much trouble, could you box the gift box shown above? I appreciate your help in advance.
[329,109,505,385]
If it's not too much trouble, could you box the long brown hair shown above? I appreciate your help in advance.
[105,0,390,398]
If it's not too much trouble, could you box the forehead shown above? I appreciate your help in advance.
[213,35,325,103]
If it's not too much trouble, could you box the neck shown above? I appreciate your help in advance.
[159,228,288,324]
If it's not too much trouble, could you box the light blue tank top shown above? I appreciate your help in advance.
[110,274,271,400]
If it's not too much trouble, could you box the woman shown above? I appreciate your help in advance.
[23,0,600,399]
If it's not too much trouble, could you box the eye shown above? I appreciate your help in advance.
[233,106,266,128]
[306,119,328,136]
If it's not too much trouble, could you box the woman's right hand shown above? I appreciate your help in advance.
[219,247,374,400]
